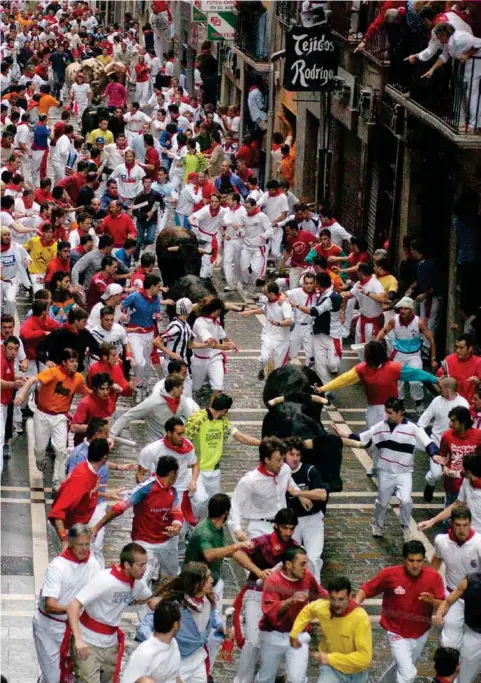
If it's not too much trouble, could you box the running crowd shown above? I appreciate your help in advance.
[1,2,481,683]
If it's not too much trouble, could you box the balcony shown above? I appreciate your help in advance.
[387,56,481,146]
[329,1,390,66]
[276,0,300,27]
[234,3,269,63]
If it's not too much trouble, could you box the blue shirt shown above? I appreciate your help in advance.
[113,247,132,269]
[66,441,109,502]
[214,172,247,198]
[33,124,50,149]
[152,180,176,200]
[122,290,161,329]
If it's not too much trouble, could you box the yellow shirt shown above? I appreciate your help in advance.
[291,599,372,675]
[377,273,398,295]
[87,128,114,146]
[24,237,57,275]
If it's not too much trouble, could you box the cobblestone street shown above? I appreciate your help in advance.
[0,272,463,683]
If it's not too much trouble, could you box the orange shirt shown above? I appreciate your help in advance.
[36,366,89,414]
[38,94,60,115]
[328,270,345,292]
[280,153,295,187]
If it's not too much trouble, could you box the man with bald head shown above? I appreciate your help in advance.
[419,377,470,502]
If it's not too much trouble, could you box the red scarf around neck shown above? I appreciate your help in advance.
[302,288,315,306]
[140,289,155,303]
[448,527,475,546]
[209,205,220,217]
[399,312,415,327]
[110,564,134,587]
[40,237,55,247]
[470,477,481,489]
[61,546,91,564]
[1,243,11,252]
[257,463,277,481]
[330,598,358,619]
[164,395,181,414]
[164,436,192,454]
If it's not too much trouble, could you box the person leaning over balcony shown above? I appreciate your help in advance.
[419,22,481,131]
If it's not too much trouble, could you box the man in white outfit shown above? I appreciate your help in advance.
[429,505,481,650]
[121,600,181,683]
[123,102,152,146]
[32,524,100,683]
[222,192,246,292]
[238,198,273,293]
[189,194,226,279]
[50,125,74,186]
[240,282,293,381]
[342,262,386,358]
[286,273,317,365]
[258,179,289,260]
[0,226,31,317]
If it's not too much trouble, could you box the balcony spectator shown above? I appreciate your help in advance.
[247,79,268,131]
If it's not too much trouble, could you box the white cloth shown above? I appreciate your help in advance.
[293,510,324,581]
[358,419,433,474]
[374,470,412,529]
[312,333,341,385]
[418,394,470,445]
[138,437,196,493]
[378,630,429,683]
[457,479,481,533]
[121,636,181,683]
[179,646,207,683]
[459,625,481,683]
[136,537,180,584]
[128,330,154,386]
[254,630,309,683]
[228,463,295,536]
[110,162,146,199]
[34,409,69,487]
[89,322,127,357]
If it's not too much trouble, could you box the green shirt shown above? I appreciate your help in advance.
[184,409,237,471]
[183,517,225,583]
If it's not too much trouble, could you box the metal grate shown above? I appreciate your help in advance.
[1,555,34,576]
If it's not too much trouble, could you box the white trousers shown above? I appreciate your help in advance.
[425,458,443,487]
[459,625,481,683]
[135,81,150,106]
[0,404,7,473]
[240,246,267,284]
[34,409,69,486]
[89,501,107,569]
[32,610,66,683]
[30,273,47,294]
[441,597,465,651]
[268,228,283,260]
[234,589,263,683]
[254,630,309,683]
[191,354,225,392]
[355,318,377,350]
[292,511,324,581]
[420,296,443,349]
[51,159,65,186]
[223,238,241,287]
[1,280,18,316]
[342,297,356,339]
[31,149,47,187]
[137,536,180,584]
[197,470,222,519]
[179,647,208,683]
[395,352,423,402]
[259,334,290,371]
[374,471,412,529]
[366,404,385,470]
[378,630,429,683]
[464,56,481,129]
[288,266,304,289]
[127,331,154,387]
[290,324,313,365]
[312,333,341,385]
[247,519,274,540]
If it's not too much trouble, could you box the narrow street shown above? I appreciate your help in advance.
[1,273,448,682]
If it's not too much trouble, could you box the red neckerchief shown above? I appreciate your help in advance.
[64,322,78,335]
[248,85,258,92]
[164,395,181,414]
[6,183,21,192]
[433,677,454,683]
[330,598,358,619]
[140,288,155,303]
[302,288,314,306]
[448,527,475,546]
[1,243,10,252]
[1,138,12,149]
[61,546,91,564]
[268,189,283,197]
[209,205,220,217]
[124,161,135,177]
[203,315,220,326]
[110,564,134,587]
[40,237,55,247]
[23,196,34,209]
[399,312,415,327]
[322,218,335,227]
[248,207,261,216]
[269,531,291,557]
[470,478,481,490]
[359,276,371,286]
[270,294,282,303]
[257,463,277,483]
[163,436,192,454]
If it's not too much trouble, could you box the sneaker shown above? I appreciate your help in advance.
[402,526,413,541]
[258,369,265,381]
[35,454,46,472]
[367,467,378,479]
[423,484,435,503]
[371,524,384,538]
[224,285,236,292]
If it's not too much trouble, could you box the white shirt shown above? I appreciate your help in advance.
[240,211,273,249]
[190,205,226,241]
[433,530,481,591]
[286,287,315,325]
[417,11,472,62]
[104,143,127,169]
[418,394,470,445]
[51,134,72,165]
[259,192,289,224]
[89,322,128,357]
[37,554,100,623]
[358,418,434,473]
[123,110,152,133]
[228,463,295,534]
[69,228,98,250]
[138,437,196,493]
[223,205,247,240]
[351,277,385,318]
[175,182,202,216]
[14,122,30,149]
[76,568,151,648]
[70,82,91,104]
[87,303,122,330]
[110,163,146,199]
[458,480,481,533]
[262,298,293,341]
[121,636,181,683]
[192,316,227,360]
[440,30,481,63]
[323,220,352,247]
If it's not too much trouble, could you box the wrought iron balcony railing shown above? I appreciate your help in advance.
[235,6,269,62]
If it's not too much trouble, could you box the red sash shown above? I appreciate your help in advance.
[359,314,384,343]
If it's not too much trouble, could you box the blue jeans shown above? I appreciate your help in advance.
[135,219,156,260]
[175,212,191,229]
[317,666,368,683]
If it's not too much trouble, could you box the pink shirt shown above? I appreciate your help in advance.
[103,82,127,108]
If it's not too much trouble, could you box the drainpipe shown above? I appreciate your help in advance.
[265,48,285,182]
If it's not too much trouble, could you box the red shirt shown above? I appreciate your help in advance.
[57,172,88,205]
[356,361,403,406]
[361,564,444,638]
[48,460,99,529]
[34,188,54,204]
[237,144,252,166]
[286,229,316,268]
[237,167,254,184]
[87,359,132,405]
[313,243,343,261]
[20,315,62,360]
[0,349,15,405]
[437,353,481,403]
[45,255,71,284]
[86,272,114,311]
[259,570,325,633]
[135,63,150,82]
[71,393,116,446]
[194,180,216,211]
[440,427,481,493]
[144,146,160,181]
[102,213,136,247]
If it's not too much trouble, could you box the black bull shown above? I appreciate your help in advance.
[156,228,201,289]
[262,366,343,492]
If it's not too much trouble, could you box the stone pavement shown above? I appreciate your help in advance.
[1,275,473,683]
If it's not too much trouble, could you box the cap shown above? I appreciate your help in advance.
[96,136,105,144]
[101,283,123,300]
[176,298,193,315]
[395,296,415,311]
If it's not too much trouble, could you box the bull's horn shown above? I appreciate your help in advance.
[311,395,329,405]
[267,396,285,407]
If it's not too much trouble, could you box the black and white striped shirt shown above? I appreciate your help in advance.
[161,317,193,362]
